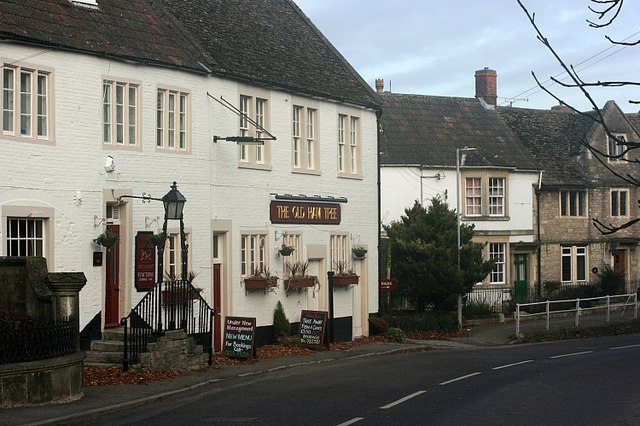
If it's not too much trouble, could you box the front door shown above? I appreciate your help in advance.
[213,263,222,352]
[105,224,120,327]
[513,254,528,300]
[613,249,626,275]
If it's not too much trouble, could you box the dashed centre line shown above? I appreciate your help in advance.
[337,417,364,426]
[492,360,534,370]
[439,372,481,386]
[550,351,593,359]
[380,391,427,409]
[610,344,640,350]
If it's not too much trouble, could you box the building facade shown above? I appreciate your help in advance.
[0,0,380,347]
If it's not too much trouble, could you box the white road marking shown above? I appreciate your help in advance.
[337,417,365,426]
[610,344,640,350]
[380,390,427,409]
[492,360,534,370]
[439,372,481,386]
[550,351,593,359]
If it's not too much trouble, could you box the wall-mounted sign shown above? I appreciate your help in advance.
[380,279,397,293]
[270,201,341,225]
[223,316,256,359]
[135,231,156,291]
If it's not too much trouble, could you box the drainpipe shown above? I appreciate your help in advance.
[536,171,543,298]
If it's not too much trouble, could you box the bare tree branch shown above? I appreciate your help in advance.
[587,0,623,28]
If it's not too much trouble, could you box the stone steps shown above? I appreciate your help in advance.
[84,327,209,370]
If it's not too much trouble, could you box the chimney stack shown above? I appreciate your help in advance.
[475,68,497,107]
[375,78,384,94]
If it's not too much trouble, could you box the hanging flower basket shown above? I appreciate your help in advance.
[149,233,167,247]
[94,230,119,247]
[278,245,295,257]
[352,247,367,259]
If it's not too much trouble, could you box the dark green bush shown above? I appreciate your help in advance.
[384,327,405,342]
[598,266,626,295]
[368,316,390,335]
[273,301,290,343]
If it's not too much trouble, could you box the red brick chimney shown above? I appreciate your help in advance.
[475,68,497,107]
[375,78,384,94]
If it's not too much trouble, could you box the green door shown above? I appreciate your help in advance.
[514,254,528,300]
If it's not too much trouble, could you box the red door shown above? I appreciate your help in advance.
[213,263,222,352]
[104,224,120,327]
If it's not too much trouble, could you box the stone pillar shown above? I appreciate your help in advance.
[45,272,87,321]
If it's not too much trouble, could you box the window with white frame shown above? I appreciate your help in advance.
[292,106,318,171]
[611,189,628,217]
[238,94,270,166]
[465,177,482,216]
[241,233,267,276]
[102,80,139,146]
[282,233,302,264]
[162,233,189,279]
[488,177,505,216]
[608,134,626,161]
[561,245,587,283]
[337,113,361,176]
[489,243,505,284]
[2,65,50,140]
[156,88,189,151]
[6,217,45,257]
[560,190,586,217]
[330,234,349,270]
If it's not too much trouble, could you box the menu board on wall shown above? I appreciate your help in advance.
[298,310,328,347]
[223,316,256,359]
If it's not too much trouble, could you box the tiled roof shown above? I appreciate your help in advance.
[0,0,209,71]
[379,93,537,170]
[0,0,379,108]
[498,106,601,187]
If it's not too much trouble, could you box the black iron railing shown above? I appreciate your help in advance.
[0,317,78,365]
[120,279,214,371]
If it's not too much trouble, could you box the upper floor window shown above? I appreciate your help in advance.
[103,80,139,146]
[292,105,318,172]
[608,134,626,161]
[6,218,44,257]
[338,113,361,176]
[489,243,505,284]
[561,245,587,284]
[282,233,302,264]
[560,190,586,217]
[2,65,50,140]
[330,234,350,270]
[611,189,628,217]
[157,88,190,151]
[465,177,482,216]
[488,177,505,216]
[241,233,267,276]
[238,94,270,167]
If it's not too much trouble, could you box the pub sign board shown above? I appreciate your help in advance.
[270,201,341,225]
[298,310,328,347]
[135,231,156,291]
[223,316,256,359]
[380,279,398,293]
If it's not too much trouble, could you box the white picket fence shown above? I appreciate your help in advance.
[515,293,638,336]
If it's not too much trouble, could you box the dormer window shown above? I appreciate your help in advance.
[608,134,626,161]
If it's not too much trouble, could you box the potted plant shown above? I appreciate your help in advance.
[352,245,367,259]
[332,259,359,286]
[94,230,119,247]
[244,266,279,290]
[278,244,295,257]
[284,260,317,290]
[162,271,202,302]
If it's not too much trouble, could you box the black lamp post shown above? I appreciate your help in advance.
[157,181,188,283]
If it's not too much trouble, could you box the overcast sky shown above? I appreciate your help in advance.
[294,0,640,112]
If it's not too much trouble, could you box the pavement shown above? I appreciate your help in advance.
[4,312,637,426]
